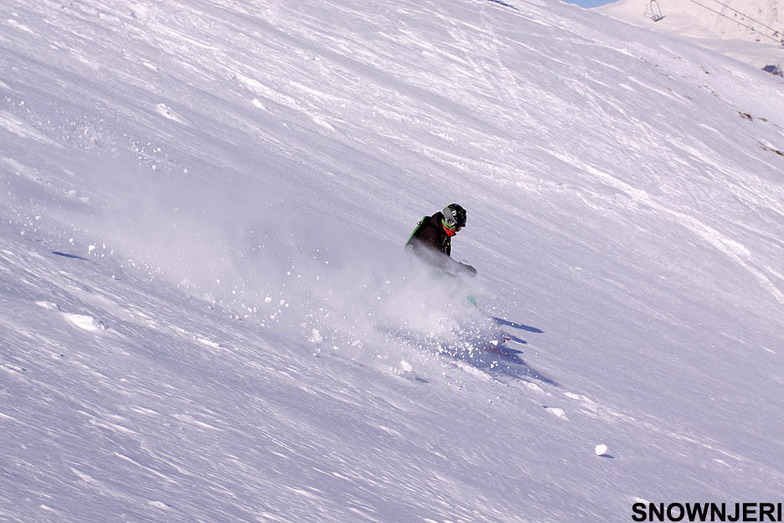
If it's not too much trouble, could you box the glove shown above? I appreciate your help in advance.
[460,263,477,277]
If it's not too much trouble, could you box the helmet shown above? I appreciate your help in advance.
[442,203,467,230]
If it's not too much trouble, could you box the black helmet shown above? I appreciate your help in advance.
[442,203,467,229]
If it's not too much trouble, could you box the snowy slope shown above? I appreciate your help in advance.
[598,0,784,69]
[2,0,784,521]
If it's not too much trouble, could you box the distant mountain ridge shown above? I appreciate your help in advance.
[598,0,784,71]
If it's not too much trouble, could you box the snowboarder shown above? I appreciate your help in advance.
[406,203,477,278]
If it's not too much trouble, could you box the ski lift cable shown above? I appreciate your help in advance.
[687,0,782,41]
[684,0,783,43]
[704,0,782,36]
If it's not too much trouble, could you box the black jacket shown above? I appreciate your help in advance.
[406,212,475,276]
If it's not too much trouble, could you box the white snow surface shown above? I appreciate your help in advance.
[598,0,784,69]
[1,0,783,521]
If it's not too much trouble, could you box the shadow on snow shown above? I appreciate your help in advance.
[52,251,90,261]
[487,0,518,10]
[492,317,544,334]
[485,316,557,386]
[387,316,557,386]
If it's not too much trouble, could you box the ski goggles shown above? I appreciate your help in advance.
[441,218,462,232]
